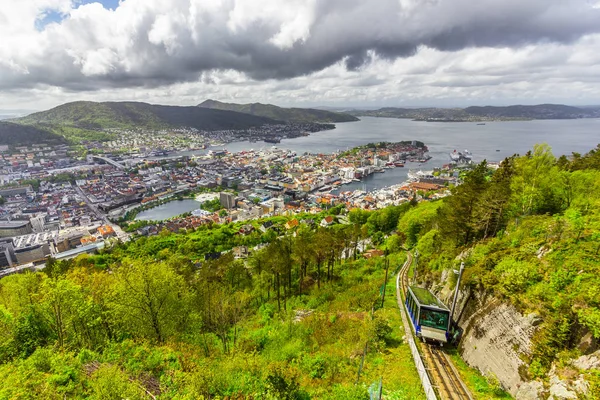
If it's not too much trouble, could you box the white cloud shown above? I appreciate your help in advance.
[1,0,600,109]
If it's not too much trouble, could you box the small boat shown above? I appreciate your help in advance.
[394,162,405,167]
[477,123,486,125]
[496,149,500,152]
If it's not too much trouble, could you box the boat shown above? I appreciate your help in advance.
[263,137,281,144]
[477,123,486,125]
[449,149,473,163]
[394,162,405,167]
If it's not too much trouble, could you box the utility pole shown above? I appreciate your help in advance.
[413,249,419,284]
[450,262,465,324]
[381,250,389,308]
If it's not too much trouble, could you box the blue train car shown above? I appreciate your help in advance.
[405,285,451,343]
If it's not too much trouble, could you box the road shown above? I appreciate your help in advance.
[74,184,130,242]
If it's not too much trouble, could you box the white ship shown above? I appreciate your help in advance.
[449,149,473,163]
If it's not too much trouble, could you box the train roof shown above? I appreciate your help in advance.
[409,286,449,310]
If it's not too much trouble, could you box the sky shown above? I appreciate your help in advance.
[2,0,600,111]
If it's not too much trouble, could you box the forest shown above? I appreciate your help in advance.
[0,143,598,398]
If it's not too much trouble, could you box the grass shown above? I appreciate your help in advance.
[364,268,425,399]
[445,348,512,399]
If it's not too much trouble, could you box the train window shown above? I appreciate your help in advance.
[419,308,449,330]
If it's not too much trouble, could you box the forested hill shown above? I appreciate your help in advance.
[10,101,280,143]
[0,121,66,146]
[349,104,600,121]
[198,99,360,123]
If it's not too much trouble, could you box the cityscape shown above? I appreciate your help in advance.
[0,1,600,399]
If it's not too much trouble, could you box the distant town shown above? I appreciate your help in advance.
[0,131,475,276]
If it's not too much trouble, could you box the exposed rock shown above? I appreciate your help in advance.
[577,332,598,354]
[459,295,538,395]
[293,309,313,322]
[571,375,590,396]
[515,380,544,400]
[572,350,600,370]
[548,376,577,399]
[536,245,552,259]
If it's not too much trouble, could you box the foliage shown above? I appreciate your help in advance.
[0,209,425,397]
[393,143,600,379]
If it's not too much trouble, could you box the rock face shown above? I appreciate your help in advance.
[515,381,544,400]
[430,272,598,399]
[456,292,538,396]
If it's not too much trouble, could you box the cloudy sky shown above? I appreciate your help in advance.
[1,0,600,111]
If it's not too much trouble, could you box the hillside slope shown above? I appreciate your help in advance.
[393,144,600,397]
[198,99,359,123]
[350,104,600,121]
[12,101,280,142]
[0,121,66,146]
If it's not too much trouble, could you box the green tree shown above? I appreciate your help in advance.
[110,260,188,343]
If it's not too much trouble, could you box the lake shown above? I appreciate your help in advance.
[135,199,201,221]
[159,117,600,192]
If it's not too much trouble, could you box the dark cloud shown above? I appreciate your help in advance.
[2,0,600,91]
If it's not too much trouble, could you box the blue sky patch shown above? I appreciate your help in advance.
[80,0,121,11]
[36,0,121,30]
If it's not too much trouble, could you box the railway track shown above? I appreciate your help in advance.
[397,253,473,400]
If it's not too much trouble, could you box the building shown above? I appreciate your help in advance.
[30,214,46,233]
[233,246,250,258]
[0,221,33,238]
[15,244,46,264]
[0,238,15,268]
[220,192,236,209]
[320,216,335,227]
[0,185,32,197]
[98,225,115,238]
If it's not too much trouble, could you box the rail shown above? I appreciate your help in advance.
[396,253,474,400]
[396,253,437,400]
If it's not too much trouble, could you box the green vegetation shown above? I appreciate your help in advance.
[399,143,600,383]
[198,99,359,123]
[0,121,66,147]
[0,211,426,398]
[11,101,280,143]
[350,104,600,121]
[200,198,223,212]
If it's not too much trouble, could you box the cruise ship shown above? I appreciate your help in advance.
[449,149,473,164]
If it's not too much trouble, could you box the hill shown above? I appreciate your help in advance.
[0,121,66,146]
[12,101,281,142]
[350,104,600,121]
[463,104,598,119]
[198,99,359,123]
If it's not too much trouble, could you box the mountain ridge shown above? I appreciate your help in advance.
[349,103,600,121]
[11,101,282,143]
[197,99,359,123]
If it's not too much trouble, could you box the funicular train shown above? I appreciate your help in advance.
[405,285,452,344]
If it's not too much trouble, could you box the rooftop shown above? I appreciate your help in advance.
[409,286,448,310]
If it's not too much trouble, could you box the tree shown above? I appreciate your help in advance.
[511,144,560,216]
[110,260,187,343]
[472,156,514,238]
[438,161,489,245]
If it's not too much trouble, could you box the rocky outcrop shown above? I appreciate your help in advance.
[429,268,599,399]
[457,293,539,395]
